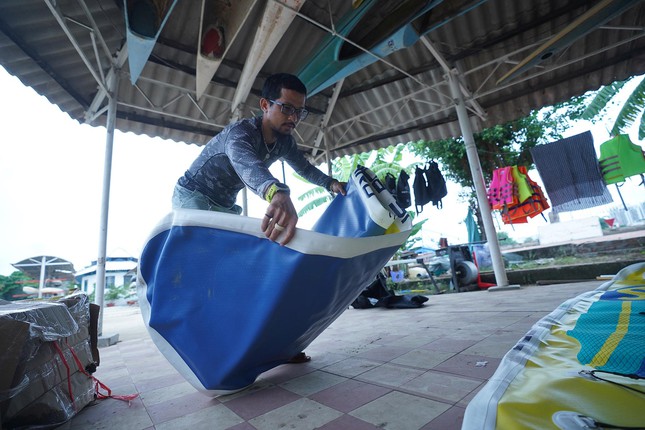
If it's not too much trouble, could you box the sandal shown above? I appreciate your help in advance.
[287,352,311,364]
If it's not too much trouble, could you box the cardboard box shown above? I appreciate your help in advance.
[0,294,99,428]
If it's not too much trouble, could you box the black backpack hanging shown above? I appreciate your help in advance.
[396,170,411,209]
[413,165,432,214]
[426,161,447,209]
[384,173,397,197]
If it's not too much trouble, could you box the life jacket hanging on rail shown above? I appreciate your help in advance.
[500,166,550,224]
[487,165,549,225]
[598,134,645,185]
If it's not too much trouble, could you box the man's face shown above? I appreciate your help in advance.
[264,88,307,135]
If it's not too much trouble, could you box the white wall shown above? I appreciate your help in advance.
[80,271,136,295]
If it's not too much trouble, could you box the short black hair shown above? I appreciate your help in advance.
[262,73,307,100]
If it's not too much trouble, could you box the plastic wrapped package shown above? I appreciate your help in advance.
[0,294,98,429]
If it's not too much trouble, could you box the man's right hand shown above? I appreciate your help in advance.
[261,191,298,245]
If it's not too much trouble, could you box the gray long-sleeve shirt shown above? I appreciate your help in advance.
[177,116,333,209]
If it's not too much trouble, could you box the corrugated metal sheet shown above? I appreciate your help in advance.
[0,0,643,162]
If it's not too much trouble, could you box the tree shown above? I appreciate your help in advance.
[497,231,517,246]
[579,75,645,140]
[0,271,32,301]
[296,144,417,216]
[409,101,584,237]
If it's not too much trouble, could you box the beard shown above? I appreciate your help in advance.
[276,122,296,135]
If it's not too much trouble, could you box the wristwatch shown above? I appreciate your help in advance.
[265,182,290,203]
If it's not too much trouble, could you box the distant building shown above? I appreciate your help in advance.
[610,201,645,227]
[75,257,138,295]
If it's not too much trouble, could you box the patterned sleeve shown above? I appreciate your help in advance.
[224,123,278,199]
[282,140,334,190]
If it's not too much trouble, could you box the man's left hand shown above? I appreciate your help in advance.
[329,180,347,195]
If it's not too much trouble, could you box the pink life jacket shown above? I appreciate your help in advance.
[487,167,516,210]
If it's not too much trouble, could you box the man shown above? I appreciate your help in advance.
[173,73,346,364]
[173,73,346,246]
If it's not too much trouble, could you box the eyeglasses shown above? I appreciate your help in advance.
[269,99,309,120]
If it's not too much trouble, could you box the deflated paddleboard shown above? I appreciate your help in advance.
[138,167,412,395]
[462,262,645,430]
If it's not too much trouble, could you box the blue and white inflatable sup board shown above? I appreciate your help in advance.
[138,167,412,395]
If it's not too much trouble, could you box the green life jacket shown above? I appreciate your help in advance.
[598,134,645,184]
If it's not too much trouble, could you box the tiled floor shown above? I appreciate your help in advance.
[63,280,604,430]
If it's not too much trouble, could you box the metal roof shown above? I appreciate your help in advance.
[12,255,76,283]
[74,257,138,277]
[0,0,644,165]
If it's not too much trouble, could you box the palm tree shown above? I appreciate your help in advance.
[295,144,426,253]
[295,152,371,217]
[581,75,645,139]
[295,144,415,216]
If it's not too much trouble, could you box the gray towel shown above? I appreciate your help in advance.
[530,131,613,213]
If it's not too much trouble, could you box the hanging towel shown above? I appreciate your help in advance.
[530,131,612,213]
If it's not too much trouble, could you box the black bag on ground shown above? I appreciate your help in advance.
[351,273,428,309]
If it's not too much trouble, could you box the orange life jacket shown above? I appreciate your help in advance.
[501,167,550,225]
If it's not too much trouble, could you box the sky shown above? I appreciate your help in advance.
[1,66,643,277]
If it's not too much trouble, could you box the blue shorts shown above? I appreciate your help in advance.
[172,184,243,215]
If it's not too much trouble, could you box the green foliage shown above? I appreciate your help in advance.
[407,104,581,241]
[580,81,627,120]
[398,212,427,252]
[496,231,517,245]
[296,144,416,217]
[105,284,130,301]
[295,144,422,251]
[0,271,32,300]
[580,75,645,139]
[409,104,579,203]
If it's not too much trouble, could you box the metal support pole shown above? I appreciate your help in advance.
[447,69,517,289]
[242,188,248,216]
[324,128,332,177]
[96,70,119,335]
[38,256,46,299]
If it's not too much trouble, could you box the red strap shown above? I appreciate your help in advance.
[64,340,139,404]
[53,341,77,411]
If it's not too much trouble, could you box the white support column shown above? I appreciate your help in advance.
[242,188,248,216]
[96,70,119,335]
[324,128,332,177]
[38,256,46,299]
[447,69,518,290]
